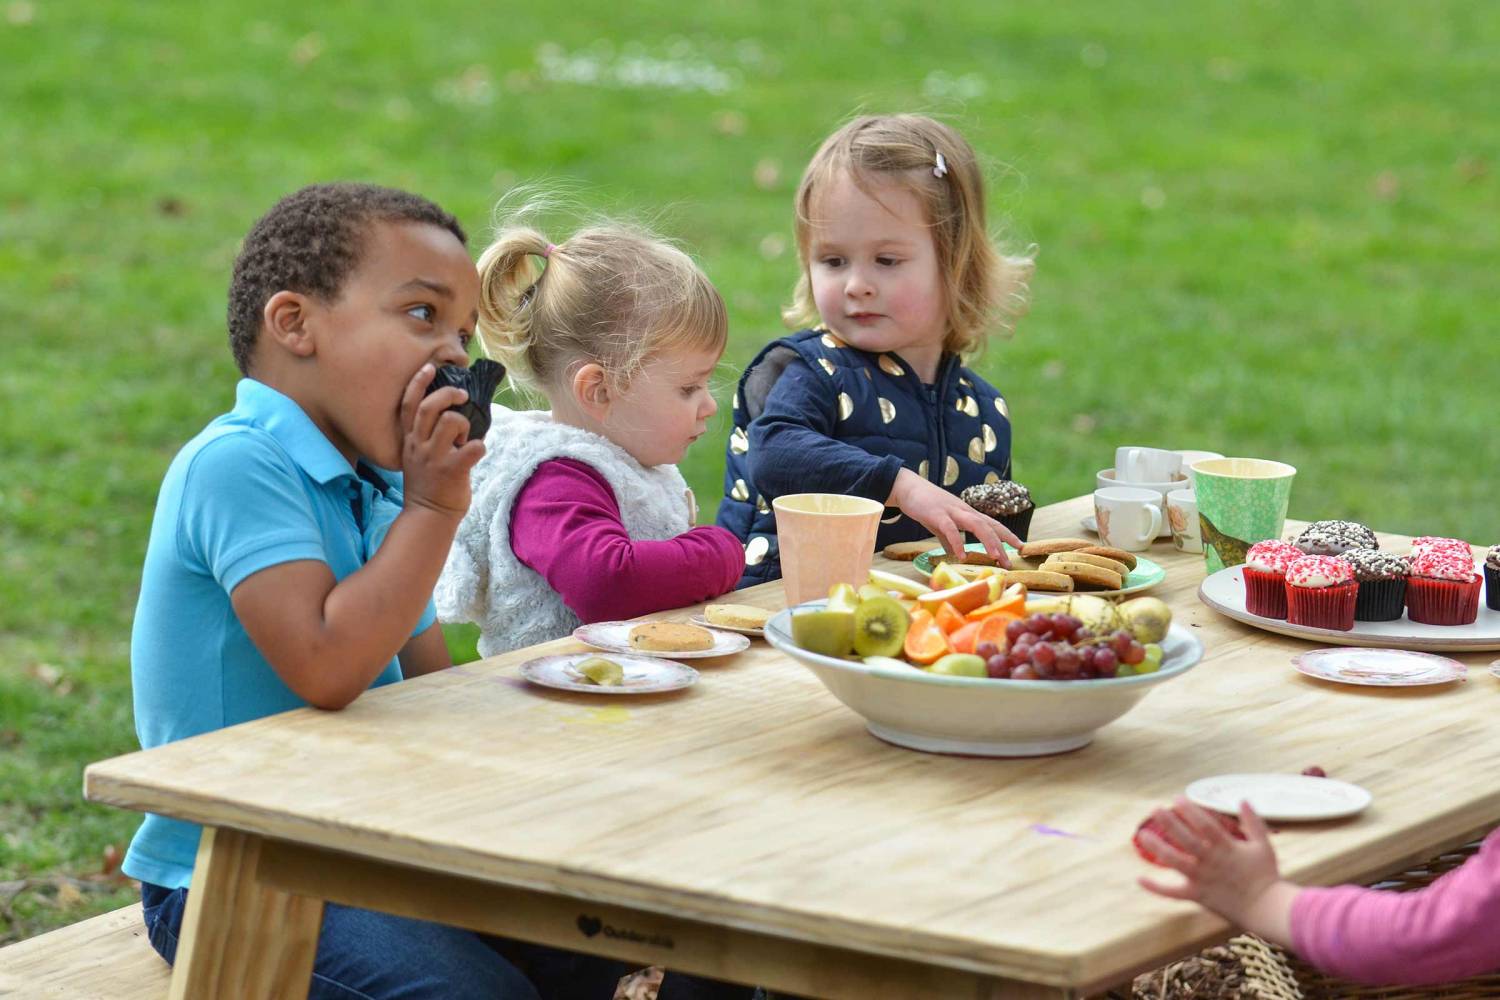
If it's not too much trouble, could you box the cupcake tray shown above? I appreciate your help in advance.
[1198,564,1500,652]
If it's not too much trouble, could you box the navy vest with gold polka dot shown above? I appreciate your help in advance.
[716,328,1013,588]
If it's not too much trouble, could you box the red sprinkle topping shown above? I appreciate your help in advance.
[1246,540,1304,574]
[1286,555,1355,588]
[1411,550,1477,582]
[1411,537,1471,558]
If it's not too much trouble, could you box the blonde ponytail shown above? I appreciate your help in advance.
[475,228,552,385]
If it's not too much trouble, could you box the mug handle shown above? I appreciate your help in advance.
[1139,503,1162,544]
[1119,447,1141,481]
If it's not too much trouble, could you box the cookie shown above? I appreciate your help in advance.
[1000,569,1074,592]
[1076,545,1138,570]
[703,604,772,630]
[1018,538,1094,560]
[628,622,715,652]
[883,538,942,561]
[1046,550,1129,579]
[1040,558,1125,591]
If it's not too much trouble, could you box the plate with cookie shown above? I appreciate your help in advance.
[913,540,1166,598]
[519,653,699,695]
[689,603,774,638]
[573,620,752,659]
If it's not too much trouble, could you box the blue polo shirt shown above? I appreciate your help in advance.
[122,379,435,888]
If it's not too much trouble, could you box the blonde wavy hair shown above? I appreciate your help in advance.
[784,114,1033,358]
[476,222,727,393]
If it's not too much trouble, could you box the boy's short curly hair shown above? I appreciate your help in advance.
[227,183,467,375]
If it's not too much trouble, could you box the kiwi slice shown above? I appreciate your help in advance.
[852,595,910,658]
[576,656,624,686]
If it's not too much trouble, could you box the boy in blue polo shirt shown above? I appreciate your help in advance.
[122,183,534,998]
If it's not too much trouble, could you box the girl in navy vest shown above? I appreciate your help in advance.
[717,115,1035,587]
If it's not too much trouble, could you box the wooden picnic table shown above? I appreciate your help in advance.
[84,494,1500,999]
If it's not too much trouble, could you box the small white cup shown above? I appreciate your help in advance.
[1166,488,1201,553]
[1115,446,1183,484]
[1175,450,1225,488]
[1093,487,1163,552]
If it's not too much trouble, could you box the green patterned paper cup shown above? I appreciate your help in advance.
[1191,458,1297,574]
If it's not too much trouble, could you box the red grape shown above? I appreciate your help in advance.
[1093,647,1118,673]
[1005,619,1029,645]
[1302,766,1327,778]
[976,641,1000,661]
[1031,643,1056,669]
[1011,664,1039,681]
[986,655,1010,679]
[1121,641,1146,666]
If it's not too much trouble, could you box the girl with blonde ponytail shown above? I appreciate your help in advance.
[435,221,745,660]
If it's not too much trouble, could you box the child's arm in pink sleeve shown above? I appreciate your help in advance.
[1290,827,1500,985]
[511,459,745,623]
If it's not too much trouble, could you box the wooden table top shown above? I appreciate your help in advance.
[84,495,1500,991]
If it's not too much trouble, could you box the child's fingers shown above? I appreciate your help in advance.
[1176,799,1232,848]
[1239,800,1273,843]
[1137,828,1198,874]
[412,387,469,443]
[1138,874,1199,901]
[958,511,1012,567]
[1157,808,1207,858]
[400,364,438,433]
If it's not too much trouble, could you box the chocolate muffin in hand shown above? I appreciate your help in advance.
[960,480,1034,542]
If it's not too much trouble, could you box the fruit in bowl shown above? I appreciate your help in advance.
[766,586,1203,756]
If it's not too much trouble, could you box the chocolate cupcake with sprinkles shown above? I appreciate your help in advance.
[1294,519,1378,556]
[1337,549,1410,622]
[1487,545,1500,612]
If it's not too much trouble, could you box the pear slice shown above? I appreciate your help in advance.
[576,656,624,686]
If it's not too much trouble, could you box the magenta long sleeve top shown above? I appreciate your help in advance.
[509,458,745,623]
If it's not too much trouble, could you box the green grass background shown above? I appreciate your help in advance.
[2,0,1496,943]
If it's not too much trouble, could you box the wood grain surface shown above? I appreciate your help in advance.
[83,496,1500,996]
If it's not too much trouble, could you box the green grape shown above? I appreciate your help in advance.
[1136,643,1164,674]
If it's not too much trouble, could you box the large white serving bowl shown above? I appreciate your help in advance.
[764,602,1203,757]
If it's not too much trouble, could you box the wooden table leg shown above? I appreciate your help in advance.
[168,827,324,1000]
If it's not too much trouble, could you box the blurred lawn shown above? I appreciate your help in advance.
[2,0,1497,943]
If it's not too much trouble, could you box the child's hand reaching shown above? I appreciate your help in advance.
[400,364,486,519]
[1138,798,1300,948]
[889,468,1019,565]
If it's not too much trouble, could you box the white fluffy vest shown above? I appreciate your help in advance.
[434,407,692,657]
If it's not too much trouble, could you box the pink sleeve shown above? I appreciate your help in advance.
[510,459,745,623]
[1290,826,1500,985]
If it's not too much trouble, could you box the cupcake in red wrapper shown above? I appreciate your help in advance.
[1487,546,1499,613]
[1285,556,1358,631]
[1407,549,1481,625]
[1243,540,1303,619]
[1411,536,1471,560]
[1337,549,1410,622]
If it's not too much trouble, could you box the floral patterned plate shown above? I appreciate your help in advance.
[1292,647,1467,687]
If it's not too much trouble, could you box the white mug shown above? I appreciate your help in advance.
[1166,488,1201,553]
[1175,450,1225,488]
[1115,446,1183,484]
[1094,487,1164,552]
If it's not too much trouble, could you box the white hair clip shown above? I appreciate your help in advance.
[933,152,948,179]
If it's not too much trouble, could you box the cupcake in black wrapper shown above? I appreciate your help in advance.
[1486,545,1499,612]
[1337,549,1409,622]
[425,359,506,442]
[960,480,1034,542]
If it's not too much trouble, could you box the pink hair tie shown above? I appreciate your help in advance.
[542,243,557,259]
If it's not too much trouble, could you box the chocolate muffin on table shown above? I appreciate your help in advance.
[960,480,1035,542]
[1294,519,1378,556]
[1336,549,1410,622]
[1486,545,1500,612]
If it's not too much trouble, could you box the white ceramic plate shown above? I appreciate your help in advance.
[1198,564,1500,652]
[1186,773,1372,822]
[688,613,764,638]
[572,621,751,659]
[518,653,698,694]
[1082,513,1172,540]
[1293,647,1467,687]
